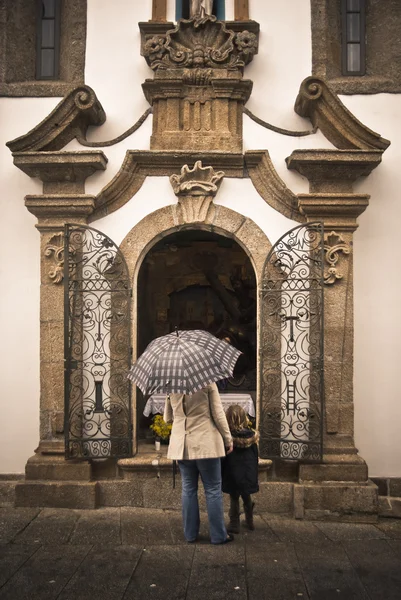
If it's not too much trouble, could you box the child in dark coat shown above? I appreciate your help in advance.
[222,404,259,532]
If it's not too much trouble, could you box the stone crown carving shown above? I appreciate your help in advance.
[143,16,258,73]
[295,77,390,151]
[170,160,224,195]
[170,161,224,223]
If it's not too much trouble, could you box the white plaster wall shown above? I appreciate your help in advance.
[0,99,58,472]
[0,1,400,476]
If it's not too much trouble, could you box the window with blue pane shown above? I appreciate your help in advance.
[176,0,225,21]
[36,0,61,80]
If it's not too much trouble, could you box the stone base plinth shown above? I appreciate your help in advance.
[25,455,92,481]
[299,454,368,482]
[14,481,97,509]
[295,480,378,522]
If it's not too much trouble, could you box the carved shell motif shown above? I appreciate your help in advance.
[143,16,257,71]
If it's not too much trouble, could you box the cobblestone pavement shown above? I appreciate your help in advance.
[1,507,401,599]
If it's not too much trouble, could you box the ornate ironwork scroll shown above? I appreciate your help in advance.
[64,224,132,459]
[259,223,324,461]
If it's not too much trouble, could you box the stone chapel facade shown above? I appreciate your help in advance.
[1,0,400,518]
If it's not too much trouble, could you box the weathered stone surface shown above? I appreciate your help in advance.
[256,482,294,515]
[343,539,401,599]
[143,478,183,510]
[121,507,175,545]
[378,496,401,519]
[314,521,387,541]
[15,481,97,509]
[311,0,401,95]
[376,519,401,539]
[58,546,142,600]
[13,508,78,545]
[293,484,305,519]
[0,545,91,600]
[303,481,378,520]
[69,508,121,545]
[7,90,105,151]
[25,455,91,482]
[97,480,145,508]
[39,361,64,412]
[295,539,369,599]
[246,540,308,599]
[123,545,194,600]
[1,0,88,98]
[187,544,247,599]
[266,517,328,543]
[0,544,39,589]
[295,76,390,150]
[0,507,40,543]
[299,456,368,482]
[0,481,17,507]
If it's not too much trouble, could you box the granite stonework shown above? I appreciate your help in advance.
[5,11,393,519]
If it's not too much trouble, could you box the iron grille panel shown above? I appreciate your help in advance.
[259,223,324,462]
[64,224,133,459]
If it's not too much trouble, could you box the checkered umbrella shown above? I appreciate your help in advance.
[127,330,242,395]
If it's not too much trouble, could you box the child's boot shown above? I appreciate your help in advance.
[243,496,255,530]
[227,495,240,534]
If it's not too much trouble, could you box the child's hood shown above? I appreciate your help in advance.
[231,428,259,448]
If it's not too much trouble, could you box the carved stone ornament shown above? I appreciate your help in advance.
[7,86,106,153]
[44,233,75,284]
[324,231,351,285]
[170,161,224,223]
[143,16,258,72]
[295,77,390,151]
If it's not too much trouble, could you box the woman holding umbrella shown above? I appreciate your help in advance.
[164,382,234,544]
[128,329,241,544]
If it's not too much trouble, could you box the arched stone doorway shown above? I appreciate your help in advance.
[136,228,258,440]
[119,204,272,451]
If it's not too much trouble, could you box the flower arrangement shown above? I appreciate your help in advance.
[150,414,172,442]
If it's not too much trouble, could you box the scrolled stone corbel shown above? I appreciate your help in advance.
[324,231,351,285]
[170,161,224,223]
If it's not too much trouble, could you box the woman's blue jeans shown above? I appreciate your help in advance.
[178,458,227,544]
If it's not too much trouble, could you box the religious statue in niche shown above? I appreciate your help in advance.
[190,0,214,18]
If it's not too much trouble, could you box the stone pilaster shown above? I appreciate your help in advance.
[286,149,383,482]
[12,151,107,484]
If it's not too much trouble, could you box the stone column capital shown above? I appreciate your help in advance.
[297,193,369,232]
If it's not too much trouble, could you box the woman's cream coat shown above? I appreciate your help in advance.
[163,383,232,460]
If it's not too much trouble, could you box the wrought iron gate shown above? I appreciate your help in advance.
[64,224,133,459]
[259,223,324,461]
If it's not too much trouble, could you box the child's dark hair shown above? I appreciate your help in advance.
[226,404,248,432]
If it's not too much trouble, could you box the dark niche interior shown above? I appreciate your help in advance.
[136,229,257,437]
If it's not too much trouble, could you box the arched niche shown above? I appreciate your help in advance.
[119,203,271,450]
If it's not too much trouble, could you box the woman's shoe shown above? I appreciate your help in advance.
[214,533,234,545]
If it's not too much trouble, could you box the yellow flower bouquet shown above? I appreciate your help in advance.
[150,414,172,442]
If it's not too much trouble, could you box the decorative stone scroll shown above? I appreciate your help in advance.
[44,234,65,284]
[295,77,390,151]
[324,231,351,285]
[170,161,224,223]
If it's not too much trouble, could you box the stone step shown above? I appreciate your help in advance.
[378,496,401,519]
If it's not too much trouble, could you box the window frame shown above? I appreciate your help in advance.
[36,0,62,81]
[341,0,366,76]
